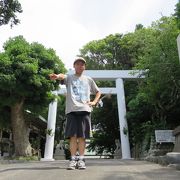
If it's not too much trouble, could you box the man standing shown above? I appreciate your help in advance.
[49,57,101,170]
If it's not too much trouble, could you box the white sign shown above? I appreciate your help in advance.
[155,130,175,143]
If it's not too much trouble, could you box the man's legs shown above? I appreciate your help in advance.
[69,137,86,157]
[67,136,78,170]
[66,112,90,170]
[67,137,86,170]
[77,137,86,169]
[69,136,78,157]
[77,137,86,156]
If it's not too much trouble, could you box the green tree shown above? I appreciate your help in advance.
[174,1,180,29]
[0,36,66,156]
[135,24,144,31]
[79,28,156,155]
[89,97,119,155]
[136,16,180,129]
[80,33,134,70]
[79,14,180,157]
[0,0,22,27]
[125,16,180,156]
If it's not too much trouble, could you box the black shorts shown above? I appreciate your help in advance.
[65,111,91,139]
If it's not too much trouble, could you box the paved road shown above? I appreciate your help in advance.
[0,159,180,180]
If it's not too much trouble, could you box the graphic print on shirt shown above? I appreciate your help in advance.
[72,79,89,103]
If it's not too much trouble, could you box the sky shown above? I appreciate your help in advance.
[0,0,178,69]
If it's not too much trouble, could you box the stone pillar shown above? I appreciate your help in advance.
[113,139,122,159]
[173,126,180,152]
[54,140,65,160]
[41,94,58,161]
[116,78,131,159]
[166,126,180,164]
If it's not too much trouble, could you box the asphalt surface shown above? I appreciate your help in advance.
[0,159,180,180]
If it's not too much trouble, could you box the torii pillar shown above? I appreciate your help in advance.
[41,92,58,161]
[41,70,145,161]
[116,78,131,158]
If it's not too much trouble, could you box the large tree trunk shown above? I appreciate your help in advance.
[11,99,32,156]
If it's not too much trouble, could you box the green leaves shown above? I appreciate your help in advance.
[0,0,22,27]
[134,16,180,131]
[0,73,16,87]
[80,13,180,155]
[0,35,66,112]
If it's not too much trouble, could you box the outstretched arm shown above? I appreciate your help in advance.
[49,73,65,80]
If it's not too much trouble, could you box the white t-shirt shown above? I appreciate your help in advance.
[64,74,99,114]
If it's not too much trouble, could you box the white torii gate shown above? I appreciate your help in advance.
[41,70,145,161]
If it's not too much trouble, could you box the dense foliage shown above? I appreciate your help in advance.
[0,0,22,27]
[0,36,66,156]
[79,15,180,157]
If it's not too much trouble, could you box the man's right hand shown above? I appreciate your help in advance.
[49,73,59,80]
[49,73,65,80]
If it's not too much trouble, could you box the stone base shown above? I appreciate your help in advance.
[166,152,180,164]
[54,155,65,160]
[40,158,55,161]
[113,155,121,159]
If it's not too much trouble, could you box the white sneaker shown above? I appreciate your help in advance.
[67,160,77,170]
[77,159,86,170]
